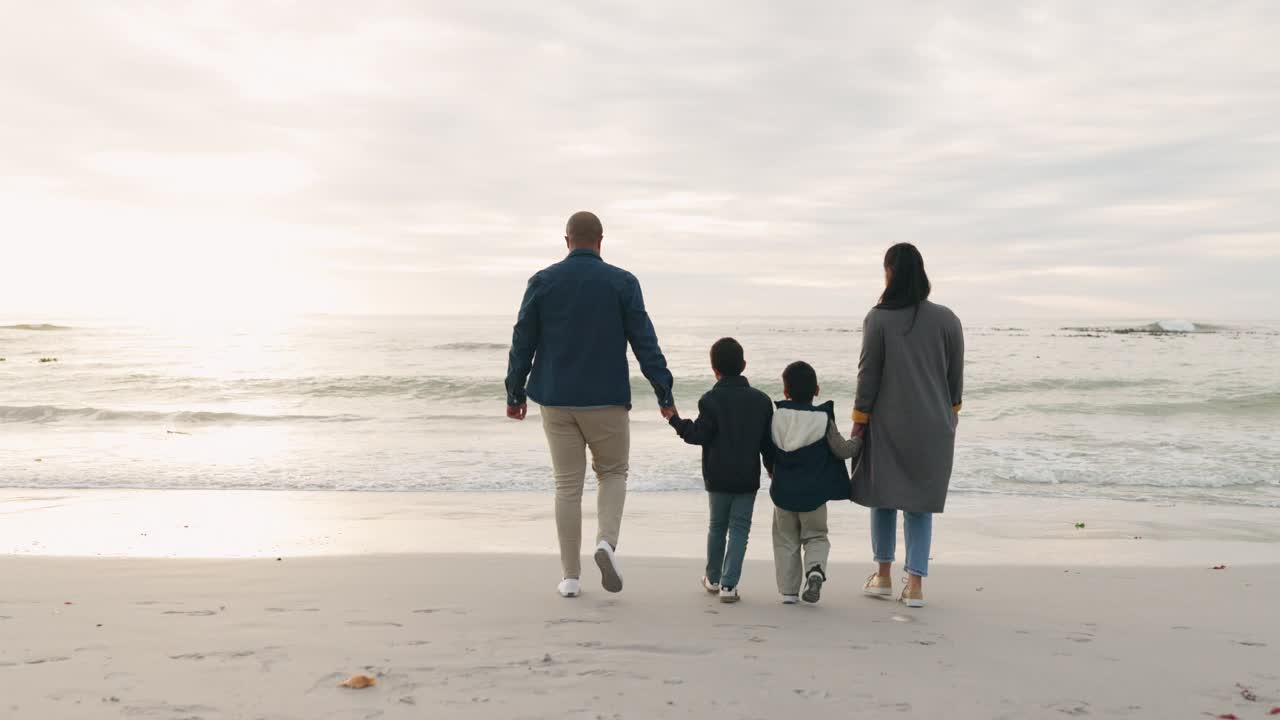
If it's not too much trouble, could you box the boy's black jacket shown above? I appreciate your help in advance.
[669,375,776,493]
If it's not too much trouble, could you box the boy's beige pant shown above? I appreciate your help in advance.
[772,505,830,595]
[540,406,630,580]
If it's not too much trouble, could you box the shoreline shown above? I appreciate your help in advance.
[2,488,1275,566]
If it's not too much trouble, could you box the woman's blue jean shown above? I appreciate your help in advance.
[707,491,756,589]
[871,508,933,577]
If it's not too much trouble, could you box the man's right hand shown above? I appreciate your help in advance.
[506,403,528,421]
[660,405,678,421]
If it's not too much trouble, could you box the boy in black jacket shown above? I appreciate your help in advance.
[669,338,776,603]
[769,361,862,604]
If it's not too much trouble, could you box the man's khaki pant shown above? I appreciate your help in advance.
[772,505,830,595]
[540,406,630,579]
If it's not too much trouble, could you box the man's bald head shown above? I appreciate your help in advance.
[565,211,604,250]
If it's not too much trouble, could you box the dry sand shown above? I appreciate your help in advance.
[1,490,1277,719]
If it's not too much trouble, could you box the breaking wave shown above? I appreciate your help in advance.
[1,323,72,331]
[432,342,509,351]
[0,405,364,425]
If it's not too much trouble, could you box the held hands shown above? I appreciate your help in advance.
[661,405,678,421]
[506,403,528,421]
[853,422,868,439]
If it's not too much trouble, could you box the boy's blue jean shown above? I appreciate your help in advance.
[871,508,933,577]
[707,491,756,589]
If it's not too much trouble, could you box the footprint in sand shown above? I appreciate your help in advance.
[545,618,605,627]
[1065,632,1094,644]
[1045,700,1091,716]
[162,610,218,617]
[1234,640,1267,647]
[170,650,256,661]
[23,657,71,665]
[345,620,403,628]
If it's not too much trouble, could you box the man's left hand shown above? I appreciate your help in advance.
[660,405,678,420]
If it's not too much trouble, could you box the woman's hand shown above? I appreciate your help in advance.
[853,423,868,439]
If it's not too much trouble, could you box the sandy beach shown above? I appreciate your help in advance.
[2,490,1278,719]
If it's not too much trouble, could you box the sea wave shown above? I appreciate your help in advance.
[432,342,509,351]
[1061,320,1211,335]
[968,376,1171,396]
[0,323,72,331]
[991,391,1280,418]
[44,373,710,404]
[0,405,365,425]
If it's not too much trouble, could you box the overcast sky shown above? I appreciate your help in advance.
[2,1,1277,322]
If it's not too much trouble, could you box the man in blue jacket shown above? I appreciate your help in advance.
[505,211,676,598]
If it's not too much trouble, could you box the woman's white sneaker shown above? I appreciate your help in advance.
[558,578,581,598]
[594,541,623,593]
[719,587,740,604]
[781,594,800,605]
[702,577,720,594]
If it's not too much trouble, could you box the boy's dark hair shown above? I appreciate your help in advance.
[782,361,818,404]
[710,337,745,377]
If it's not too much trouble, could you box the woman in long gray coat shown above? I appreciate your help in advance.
[850,243,964,608]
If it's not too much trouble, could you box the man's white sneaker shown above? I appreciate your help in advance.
[701,576,720,594]
[558,578,581,598]
[594,541,623,593]
[719,587,740,604]
[781,594,800,605]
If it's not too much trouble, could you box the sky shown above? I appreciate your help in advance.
[1,1,1278,323]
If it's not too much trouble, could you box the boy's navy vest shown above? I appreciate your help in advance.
[769,400,852,513]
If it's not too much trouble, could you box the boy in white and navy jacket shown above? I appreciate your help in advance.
[768,361,861,604]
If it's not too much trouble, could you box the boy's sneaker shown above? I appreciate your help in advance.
[594,541,623,593]
[719,587,740,604]
[701,577,720,594]
[863,573,893,598]
[558,578,581,598]
[781,595,800,605]
[802,566,826,604]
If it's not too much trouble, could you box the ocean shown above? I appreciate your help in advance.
[2,316,1278,507]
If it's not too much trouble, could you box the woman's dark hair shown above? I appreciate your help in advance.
[782,361,818,404]
[710,337,745,377]
[877,243,931,332]
[878,243,931,310]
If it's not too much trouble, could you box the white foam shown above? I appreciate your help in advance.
[1155,319,1197,333]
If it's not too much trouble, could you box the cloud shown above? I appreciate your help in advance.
[1,1,1278,320]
